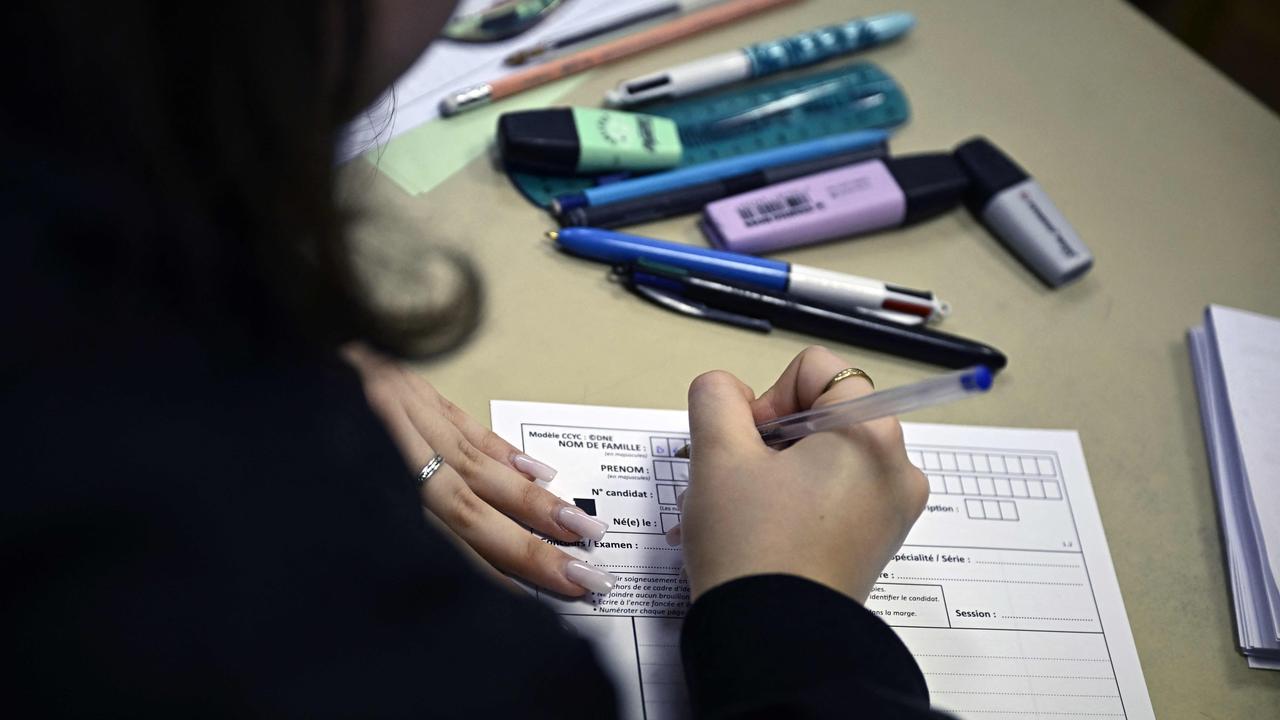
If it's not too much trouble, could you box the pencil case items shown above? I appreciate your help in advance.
[701,153,969,254]
[498,107,684,175]
[504,61,911,208]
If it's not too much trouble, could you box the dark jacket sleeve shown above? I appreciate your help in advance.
[2,344,617,719]
[682,574,950,719]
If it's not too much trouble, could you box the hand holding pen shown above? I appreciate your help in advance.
[676,346,934,603]
[676,364,994,457]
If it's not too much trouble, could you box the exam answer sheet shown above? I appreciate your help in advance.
[491,401,1154,720]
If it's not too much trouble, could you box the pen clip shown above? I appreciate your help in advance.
[632,284,773,333]
[615,267,773,333]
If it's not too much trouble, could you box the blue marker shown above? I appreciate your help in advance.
[551,129,889,213]
[548,227,949,322]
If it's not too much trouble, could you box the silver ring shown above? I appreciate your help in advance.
[416,454,445,486]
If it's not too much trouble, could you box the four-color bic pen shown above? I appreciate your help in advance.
[550,227,949,322]
[606,12,915,106]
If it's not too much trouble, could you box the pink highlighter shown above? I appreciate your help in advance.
[700,154,969,254]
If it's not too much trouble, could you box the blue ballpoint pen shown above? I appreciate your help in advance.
[606,11,916,106]
[675,366,994,456]
[549,227,950,322]
[551,129,889,213]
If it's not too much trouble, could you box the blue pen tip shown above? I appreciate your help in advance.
[961,366,994,392]
[555,194,586,212]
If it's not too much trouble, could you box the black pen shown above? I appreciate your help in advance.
[558,144,888,229]
[615,261,1008,370]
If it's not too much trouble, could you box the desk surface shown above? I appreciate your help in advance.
[344,0,1280,715]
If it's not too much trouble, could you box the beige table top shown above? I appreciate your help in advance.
[345,0,1280,715]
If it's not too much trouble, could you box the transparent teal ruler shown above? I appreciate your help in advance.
[508,61,911,208]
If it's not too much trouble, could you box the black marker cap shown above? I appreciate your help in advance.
[497,108,580,174]
[884,153,971,225]
[952,136,1093,287]
[952,137,1031,212]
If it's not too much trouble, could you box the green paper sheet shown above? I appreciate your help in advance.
[363,76,589,197]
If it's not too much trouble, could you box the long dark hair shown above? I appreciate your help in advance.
[1,2,479,362]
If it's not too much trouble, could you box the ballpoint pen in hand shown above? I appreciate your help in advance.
[675,366,994,456]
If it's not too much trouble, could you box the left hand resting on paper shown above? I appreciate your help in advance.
[343,344,616,597]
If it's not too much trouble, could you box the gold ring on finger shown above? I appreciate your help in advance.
[822,367,873,394]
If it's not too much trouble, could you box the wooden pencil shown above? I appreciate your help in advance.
[440,0,801,116]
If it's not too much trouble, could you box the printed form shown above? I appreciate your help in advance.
[491,401,1154,720]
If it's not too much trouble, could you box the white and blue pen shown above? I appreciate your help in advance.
[677,366,994,456]
[550,226,949,322]
[606,12,915,106]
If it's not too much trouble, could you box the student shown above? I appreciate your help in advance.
[2,2,945,716]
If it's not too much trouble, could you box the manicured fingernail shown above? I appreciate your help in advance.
[514,453,557,482]
[558,505,609,542]
[665,524,682,547]
[566,559,617,594]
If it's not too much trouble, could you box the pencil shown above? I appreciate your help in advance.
[440,0,801,116]
[503,0,727,66]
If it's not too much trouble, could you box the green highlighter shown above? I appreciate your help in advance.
[497,107,683,176]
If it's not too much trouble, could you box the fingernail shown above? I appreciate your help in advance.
[558,505,609,542]
[566,559,617,595]
[665,525,682,547]
[513,453,557,482]
[676,489,686,511]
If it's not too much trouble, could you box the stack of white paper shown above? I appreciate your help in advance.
[1188,304,1280,670]
[340,0,665,160]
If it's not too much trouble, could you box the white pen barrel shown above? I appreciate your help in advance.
[785,264,888,314]
[666,51,751,97]
[608,51,751,106]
